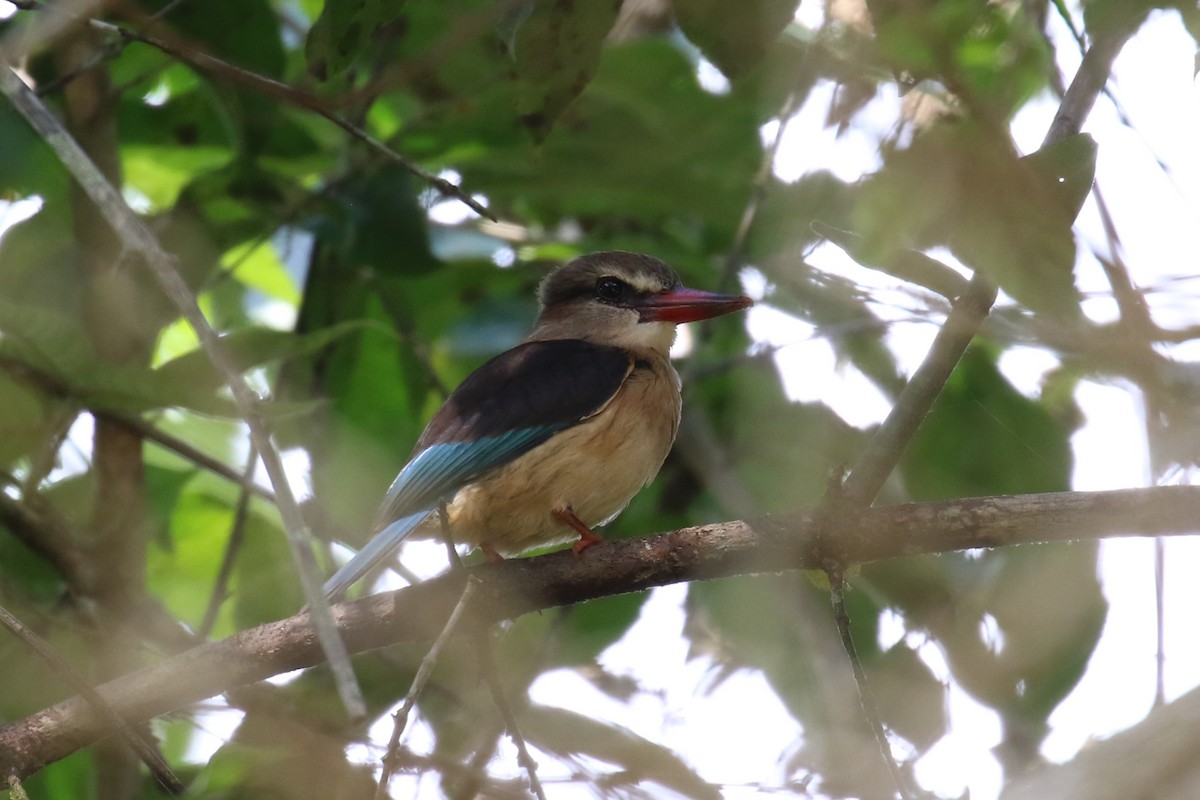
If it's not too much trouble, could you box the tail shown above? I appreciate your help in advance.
[322,509,430,600]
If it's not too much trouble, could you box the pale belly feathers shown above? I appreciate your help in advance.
[446,357,681,556]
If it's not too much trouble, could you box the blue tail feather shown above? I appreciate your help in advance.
[322,509,431,600]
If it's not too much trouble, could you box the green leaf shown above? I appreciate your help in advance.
[855,122,1081,318]
[221,240,300,304]
[709,362,866,512]
[154,321,385,398]
[463,39,762,237]
[814,220,969,300]
[868,542,1105,735]
[118,91,237,210]
[305,0,395,81]
[671,0,796,77]
[512,0,623,139]
[0,373,51,466]
[901,344,1075,500]
[1022,133,1099,225]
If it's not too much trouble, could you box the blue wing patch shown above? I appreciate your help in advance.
[324,340,632,599]
[376,425,565,525]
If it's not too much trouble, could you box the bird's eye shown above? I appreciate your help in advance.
[596,277,626,301]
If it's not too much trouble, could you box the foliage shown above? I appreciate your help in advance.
[0,0,1193,798]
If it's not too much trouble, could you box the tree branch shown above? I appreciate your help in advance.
[1,485,1197,779]
[840,21,1139,506]
[0,61,365,718]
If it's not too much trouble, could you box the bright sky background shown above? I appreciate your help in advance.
[1,1,1198,799]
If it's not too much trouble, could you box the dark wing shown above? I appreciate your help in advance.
[375,339,633,525]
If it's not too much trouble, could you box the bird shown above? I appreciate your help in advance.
[322,251,752,599]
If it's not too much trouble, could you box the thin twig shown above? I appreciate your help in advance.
[4,484,1200,778]
[841,21,1139,506]
[841,275,998,503]
[0,602,185,794]
[0,346,276,501]
[7,0,491,220]
[7,774,30,800]
[438,500,463,569]
[0,63,365,719]
[375,576,480,800]
[197,444,259,639]
[108,412,276,501]
[476,626,548,800]
[90,17,493,221]
[825,566,912,800]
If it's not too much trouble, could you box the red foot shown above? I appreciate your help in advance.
[553,507,603,554]
[481,543,505,563]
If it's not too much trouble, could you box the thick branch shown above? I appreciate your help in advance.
[1,485,1197,778]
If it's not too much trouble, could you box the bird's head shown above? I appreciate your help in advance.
[531,251,753,353]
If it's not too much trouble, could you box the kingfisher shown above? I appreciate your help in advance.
[322,251,752,599]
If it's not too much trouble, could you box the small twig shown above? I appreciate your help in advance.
[375,576,480,800]
[0,490,88,588]
[7,774,30,800]
[0,62,365,719]
[438,500,463,569]
[108,412,276,501]
[91,18,492,221]
[0,349,276,501]
[842,20,1139,507]
[825,566,913,800]
[7,0,490,220]
[475,626,548,800]
[841,274,998,504]
[197,444,259,639]
[0,602,185,794]
[21,405,77,494]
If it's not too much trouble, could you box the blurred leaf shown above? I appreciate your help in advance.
[138,0,285,78]
[0,103,68,199]
[512,0,622,139]
[1022,133,1099,224]
[204,706,374,799]
[521,703,721,800]
[233,507,302,630]
[118,91,237,210]
[869,0,1048,117]
[671,0,796,77]
[868,542,1105,746]
[145,464,198,548]
[901,344,1074,500]
[0,373,49,466]
[305,0,395,81]
[460,39,761,235]
[710,361,866,512]
[856,122,1081,318]
[551,593,648,666]
[222,240,301,304]
[866,643,947,751]
[155,320,383,397]
[814,220,969,300]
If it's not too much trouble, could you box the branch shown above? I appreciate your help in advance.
[0,603,184,794]
[840,21,1140,506]
[0,63,364,718]
[87,18,494,221]
[1,485,1197,779]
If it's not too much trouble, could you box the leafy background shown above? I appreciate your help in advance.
[0,0,1197,798]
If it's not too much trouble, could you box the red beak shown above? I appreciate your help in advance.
[636,285,754,324]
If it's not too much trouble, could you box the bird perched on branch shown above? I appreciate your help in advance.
[323,251,752,599]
